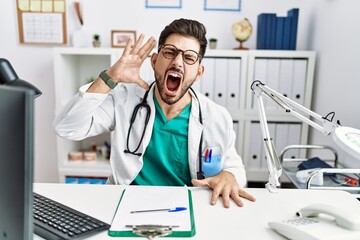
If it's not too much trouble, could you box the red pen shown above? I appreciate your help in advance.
[204,148,209,162]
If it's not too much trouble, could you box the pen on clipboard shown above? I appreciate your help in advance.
[130,207,187,214]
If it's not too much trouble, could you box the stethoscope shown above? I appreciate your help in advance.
[124,81,205,179]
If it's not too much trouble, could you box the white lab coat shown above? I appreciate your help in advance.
[53,83,247,186]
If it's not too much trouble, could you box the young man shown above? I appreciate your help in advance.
[54,18,255,208]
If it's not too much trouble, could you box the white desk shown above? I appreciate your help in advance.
[33,183,360,239]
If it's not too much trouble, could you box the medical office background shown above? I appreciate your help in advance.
[0,0,359,183]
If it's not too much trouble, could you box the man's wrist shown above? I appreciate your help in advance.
[99,70,117,89]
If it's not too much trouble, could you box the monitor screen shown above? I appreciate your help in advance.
[0,85,34,240]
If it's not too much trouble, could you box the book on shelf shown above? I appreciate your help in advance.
[256,8,299,50]
[287,8,299,50]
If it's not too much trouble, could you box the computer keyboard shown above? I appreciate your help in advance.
[33,192,110,240]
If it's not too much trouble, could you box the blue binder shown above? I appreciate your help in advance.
[287,8,299,50]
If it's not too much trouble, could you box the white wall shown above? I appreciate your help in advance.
[309,1,360,167]
[0,0,359,182]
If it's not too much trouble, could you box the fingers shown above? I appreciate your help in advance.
[191,178,210,187]
[139,37,156,61]
[123,34,154,59]
[123,38,133,56]
[238,188,256,202]
[130,34,145,54]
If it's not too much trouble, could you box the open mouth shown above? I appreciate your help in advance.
[165,71,183,94]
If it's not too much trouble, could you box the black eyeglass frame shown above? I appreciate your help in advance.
[158,44,201,65]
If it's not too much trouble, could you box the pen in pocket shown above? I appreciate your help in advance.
[204,148,209,162]
[208,149,212,163]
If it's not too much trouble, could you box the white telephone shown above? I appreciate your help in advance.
[268,203,360,240]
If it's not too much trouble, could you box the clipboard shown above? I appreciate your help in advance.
[108,186,196,237]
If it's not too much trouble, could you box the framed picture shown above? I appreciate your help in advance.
[204,0,241,12]
[111,30,137,48]
[145,0,182,9]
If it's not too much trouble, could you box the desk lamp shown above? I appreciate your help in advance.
[0,58,42,98]
[251,80,360,193]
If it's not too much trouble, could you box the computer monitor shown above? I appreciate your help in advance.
[0,85,34,240]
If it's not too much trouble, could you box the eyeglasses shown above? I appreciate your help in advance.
[158,44,200,65]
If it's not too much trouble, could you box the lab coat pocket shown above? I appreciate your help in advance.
[201,146,223,178]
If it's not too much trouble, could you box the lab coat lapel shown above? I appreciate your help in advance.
[188,92,203,179]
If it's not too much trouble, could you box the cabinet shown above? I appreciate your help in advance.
[53,48,315,183]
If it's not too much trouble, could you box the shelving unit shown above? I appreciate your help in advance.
[53,48,316,183]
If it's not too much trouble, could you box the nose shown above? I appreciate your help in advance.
[171,52,184,67]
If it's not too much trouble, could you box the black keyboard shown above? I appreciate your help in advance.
[33,192,110,240]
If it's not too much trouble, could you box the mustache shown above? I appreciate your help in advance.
[167,67,183,74]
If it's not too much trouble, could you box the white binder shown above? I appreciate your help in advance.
[253,58,268,109]
[226,58,242,109]
[292,59,307,105]
[266,59,281,110]
[214,58,228,106]
[247,122,263,170]
[200,58,215,100]
[278,59,294,101]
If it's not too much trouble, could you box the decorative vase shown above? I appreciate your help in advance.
[92,40,101,48]
[209,40,217,49]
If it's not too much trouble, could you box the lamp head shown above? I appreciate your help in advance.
[332,126,360,160]
[0,58,42,98]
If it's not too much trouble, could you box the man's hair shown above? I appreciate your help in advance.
[158,18,207,62]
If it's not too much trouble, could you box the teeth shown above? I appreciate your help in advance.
[169,73,181,78]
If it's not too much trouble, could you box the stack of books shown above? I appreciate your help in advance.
[256,8,299,50]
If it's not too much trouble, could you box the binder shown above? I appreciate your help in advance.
[287,8,299,50]
[275,17,285,50]
[292,59,307,105]
[283,16,292,50]
[247,122,262,170]
[253,58,268,109]
[200,58,215,100]
[108,186,195,238]
[266,59,281,110]
[278,59,294,101]
[214,58,228,106]
[257,14,267,49]
[226,58,242,109]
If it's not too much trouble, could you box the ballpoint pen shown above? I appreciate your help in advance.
[208,149,212,163]
[204,148,209,162]
[130,207,187,214]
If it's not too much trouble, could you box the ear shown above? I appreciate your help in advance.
[195,64,205,82]
[150,53,158,70]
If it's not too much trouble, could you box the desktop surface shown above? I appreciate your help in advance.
[33,183,360,240]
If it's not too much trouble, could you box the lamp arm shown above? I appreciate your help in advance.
[251,80,340,192]
[251,81,339,135]
[255,90,282,192]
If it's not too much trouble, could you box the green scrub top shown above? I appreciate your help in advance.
[132,95,192,186]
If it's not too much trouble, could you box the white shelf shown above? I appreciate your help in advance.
[53,48,316,183]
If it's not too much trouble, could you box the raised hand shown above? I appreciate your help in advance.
[106,34,155,90]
